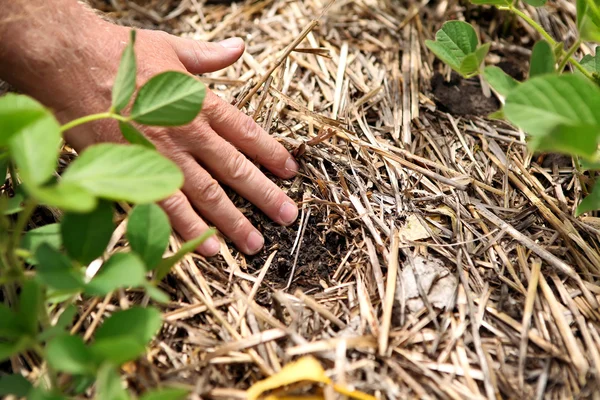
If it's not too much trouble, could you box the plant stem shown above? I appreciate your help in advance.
[60,112,129,133]
[7,199,37,276]
[558,39,582,73]
[508,6,595,81]
[509,7,556,45]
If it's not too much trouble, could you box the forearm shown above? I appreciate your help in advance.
[0,0,113,105]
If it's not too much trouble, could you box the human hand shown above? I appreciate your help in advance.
[8,18,299,257]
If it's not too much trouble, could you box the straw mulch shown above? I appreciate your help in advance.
[14,0,600,398]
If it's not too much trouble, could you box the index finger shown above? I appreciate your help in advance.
[203,92,299,179]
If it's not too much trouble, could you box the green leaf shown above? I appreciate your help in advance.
[17,279,42,336]
[0,304,21,339]
[425,21,481,77]
[581,157,600,170]
[21,223,62,265]
[127,204,171,270]
[61,201,114,265]
[523,0,547,6]
[483,66,520,97]
[92,307,161,365]
[96,364,130,400]
[488,108,506,120]
[3,185,25,215]
[529,124,599,158]
[529,41,555,78]
[46,334,95,375]
[118,121,155,149]
[28,387,67,400]
[90,337,146,366]
[0,373,33,397]
[140,388,189,400]
[95,307,162,346]
[577,0,600,42]
[35,244,85,291]
[131,71,206,126]
[577,179,600,215]
[112,30,137,113]
[0,337,32,362]
[0,152,7,181]
[504,74,600,138]
[143,283,170,304]
[154,229,216,281]
[459,43,490,77]
[25,181,97,213]
[61,143,183,204]
[469,0,510,4]
[0,94,48,146]
[38,305,78,342]
[581,47,600,73]
[8,113,61,186]
[85,252,146,296]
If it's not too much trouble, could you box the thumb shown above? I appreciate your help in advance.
[166,36,245,74]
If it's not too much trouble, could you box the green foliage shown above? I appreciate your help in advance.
[0,29,215,399]
[529,40,556,77]
[35,244,85,291]
[112,30,138,113]
[504,74,600,138]
[581,46,600,73]
[577,0,600,42]
[46,334,95,375]
[154,229,217,281]
[482,66,519,97]
[127,204,171,269]
[9,113,61,186]
[96,364,130,400]
[61,144,183,204]
[0,94,47,146]
[425,21,489,78]
[85,252,146,296]
[61,201,115,265]
[523,0,547,6]
[119,121,156,149]
[92,307,162,365]
[428,3,600,214]
[131,71,206,126]
[140,387,189,400]
[0,373,33,397]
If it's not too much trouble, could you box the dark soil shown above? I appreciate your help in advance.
[235,187,347,295]
[430,72,500,116]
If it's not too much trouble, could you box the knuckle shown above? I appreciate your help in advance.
[262,184,283,209]
[229,215,251,238]
[226,152,253,181]
[237,114,261,145]
[198,178,223,206]
[160,192,188,216]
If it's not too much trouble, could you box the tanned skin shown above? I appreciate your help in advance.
[0,0,299,256]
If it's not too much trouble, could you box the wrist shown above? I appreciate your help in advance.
[0,1,117,108]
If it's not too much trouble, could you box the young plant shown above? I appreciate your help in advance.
[0,30,213,399]
[426,0,600,215]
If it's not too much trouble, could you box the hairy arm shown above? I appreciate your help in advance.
[0,0,299,257]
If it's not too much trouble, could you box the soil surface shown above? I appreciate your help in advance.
[430,72,499,116]
[242,192,347,295]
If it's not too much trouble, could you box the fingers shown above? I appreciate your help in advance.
[188,124,298,227]
[159,190,221,257]
[180,157,266,255]
[165,35,245,74]
[203,92,299,179]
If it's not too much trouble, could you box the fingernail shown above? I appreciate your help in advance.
[285,157,299,174]
[246,231,264,254]
[279,202,298,225]
[218,37,244,49]
[199,237,220,257]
